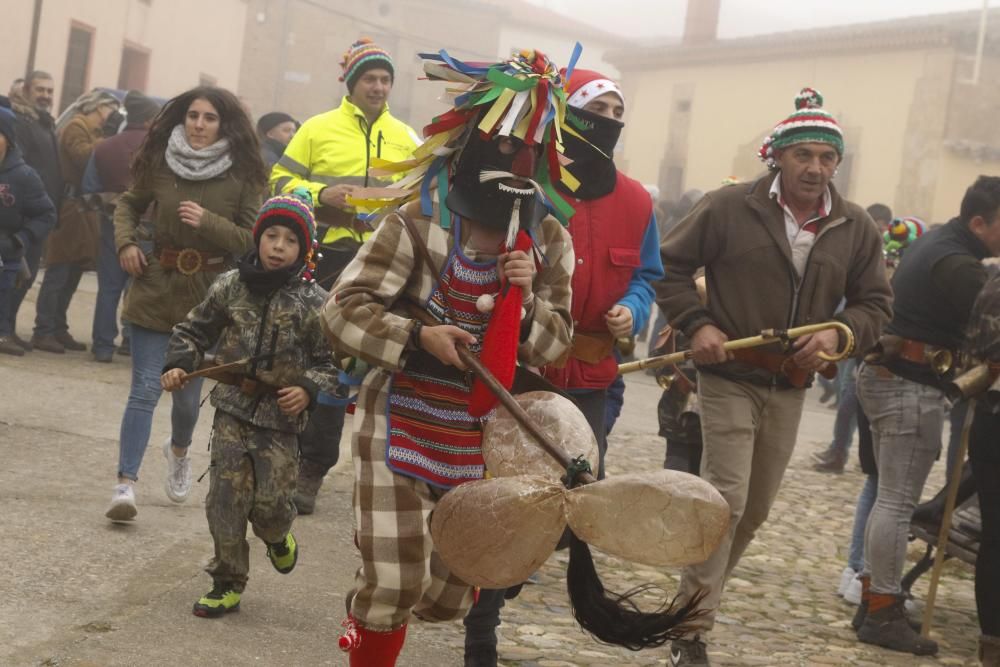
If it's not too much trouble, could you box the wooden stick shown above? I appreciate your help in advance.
[406,305,596,486]
[921,398,977,637]
[183,354,272,381]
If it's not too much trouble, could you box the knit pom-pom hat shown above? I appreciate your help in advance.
[340,38,394,93]
[758,87,844,168]
[252,188,320,281]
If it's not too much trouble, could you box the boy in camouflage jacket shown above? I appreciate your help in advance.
[161,191,337,618]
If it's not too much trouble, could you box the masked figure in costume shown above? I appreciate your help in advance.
[320,48,579,666]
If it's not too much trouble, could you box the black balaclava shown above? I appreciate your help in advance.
[445,126,547,233]
[558,105,623,201]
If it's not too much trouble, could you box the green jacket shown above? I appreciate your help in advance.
[113,163,262,332]
[164,269,339,433]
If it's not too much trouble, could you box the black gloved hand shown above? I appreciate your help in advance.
[102,109,125,136]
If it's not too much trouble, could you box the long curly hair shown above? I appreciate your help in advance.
[131,86,266,190]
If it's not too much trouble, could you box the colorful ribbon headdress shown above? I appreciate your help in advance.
[348,44,585,227]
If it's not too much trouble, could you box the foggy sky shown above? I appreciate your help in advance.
[535,0,990,40]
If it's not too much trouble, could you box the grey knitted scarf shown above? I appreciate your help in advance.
[164,124,233,181]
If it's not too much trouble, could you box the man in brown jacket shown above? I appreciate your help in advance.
[658,88,892,666]
[32,89,119,353]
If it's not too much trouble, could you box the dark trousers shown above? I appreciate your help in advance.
[463,587,507,649]
[970,408,1000,636]
[33,262,84,337]
[9,235,44,334]
[570,388,608,480]
[91,218,130,355]
[297,402,345,473]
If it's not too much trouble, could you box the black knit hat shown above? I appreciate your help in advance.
[123,90,161,125]
[0,96,16,147]
[257,111,297,137]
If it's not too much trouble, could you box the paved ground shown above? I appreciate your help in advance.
[0,271,980,666]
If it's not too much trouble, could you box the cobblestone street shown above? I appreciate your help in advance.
[0,272,980,665]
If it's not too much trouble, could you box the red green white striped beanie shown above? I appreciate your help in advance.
[758,87,844,168]
[340,38,394,92]
[253,189,319,279]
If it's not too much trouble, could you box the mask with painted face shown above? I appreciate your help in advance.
[446,128,547,233]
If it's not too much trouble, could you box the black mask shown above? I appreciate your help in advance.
[557,105,623,201]
[237,250,302,296]
[445,130,547,233]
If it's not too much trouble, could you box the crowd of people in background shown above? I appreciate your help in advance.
[1,33,999,667]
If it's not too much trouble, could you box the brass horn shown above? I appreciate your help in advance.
[619,320,855,375]
[925,348,955,377]
[945,363,989,401]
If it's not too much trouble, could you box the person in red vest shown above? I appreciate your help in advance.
[462,68,664,667]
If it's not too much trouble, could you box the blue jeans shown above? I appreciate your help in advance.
[0,261,21,336]
[117,324,204,480]
[33,262,84,337]
[847,473,878,572]
[91,218,131,355]
[9,235,43,334]
[829,358,859,456]
[858,363,945,595]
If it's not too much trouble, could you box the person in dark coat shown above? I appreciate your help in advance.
[0,98,56,355]
[83,90,162,362]
[256,112,297,171]
[8,71,61,350]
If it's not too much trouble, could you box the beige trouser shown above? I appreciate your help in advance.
[678,371,806,634]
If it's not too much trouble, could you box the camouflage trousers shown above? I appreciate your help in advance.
[205,410,299,591]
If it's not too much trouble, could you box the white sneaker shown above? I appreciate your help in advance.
[843,573,863,604]
[837,566,857,597]
[106,484,137,522]
[163,438,192,503]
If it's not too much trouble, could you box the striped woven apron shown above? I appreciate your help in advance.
[386,219,499,488]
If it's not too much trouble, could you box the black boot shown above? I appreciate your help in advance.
[857,594,937,656]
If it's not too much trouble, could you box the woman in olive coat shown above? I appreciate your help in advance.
[106,86,266,522]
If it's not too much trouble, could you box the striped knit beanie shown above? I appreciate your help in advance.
[252,189,319,280]
[758,87,844,168]
[340,38,394,93]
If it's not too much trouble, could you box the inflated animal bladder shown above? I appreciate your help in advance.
[431,469,729,588]
[482,391,598,481]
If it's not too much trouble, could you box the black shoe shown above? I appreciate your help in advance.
[116,338,130,356]
[0,336,25,356]
[819,384,836,404]
[12,333,32,350]
[464,643,498,667]
[670,636,710,666]
[813,453,847,474]
[54,331,86,351]
[857,598,938,655]
[31,334,65,354]
[93,350,114,363]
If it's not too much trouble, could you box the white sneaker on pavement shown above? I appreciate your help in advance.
[163,438,192,503]
[837,566,857,597]
[106,484,137,522]
[843,572,863,604]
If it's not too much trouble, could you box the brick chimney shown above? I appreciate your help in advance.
[683,0,721,45]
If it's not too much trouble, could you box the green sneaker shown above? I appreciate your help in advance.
[267,533,298,574]
[192,584,241,618]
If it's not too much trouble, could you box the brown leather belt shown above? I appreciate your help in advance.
[898,338,939,365]
[730,348,837,389]
[157,247,228,276]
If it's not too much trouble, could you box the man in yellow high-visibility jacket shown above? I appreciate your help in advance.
[270,38,419,517]
[270,37,419,288]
